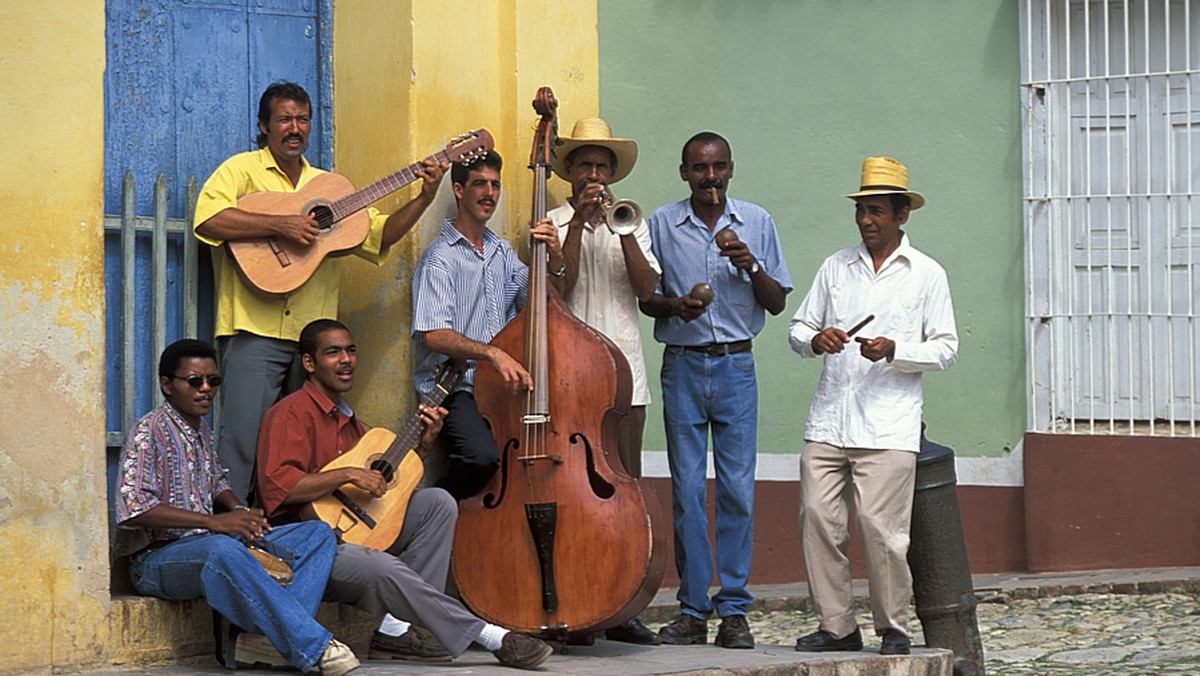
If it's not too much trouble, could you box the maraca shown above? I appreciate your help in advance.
[689,283,714,307]
[714,227,739,249]
[714,228,745,278]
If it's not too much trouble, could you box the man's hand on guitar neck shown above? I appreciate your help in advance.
[415,404,448,459]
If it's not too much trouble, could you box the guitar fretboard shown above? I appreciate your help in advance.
[331,150,453,219]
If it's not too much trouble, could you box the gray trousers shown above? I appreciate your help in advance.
[323,487,485,657]
[216,332,305,504]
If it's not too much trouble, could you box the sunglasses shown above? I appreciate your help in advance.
[171,374,223,388]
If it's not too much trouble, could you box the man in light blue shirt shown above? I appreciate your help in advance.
[640,131,792,649]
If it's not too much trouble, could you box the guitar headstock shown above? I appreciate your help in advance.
[431,359,467,397]
[445,129,495,165]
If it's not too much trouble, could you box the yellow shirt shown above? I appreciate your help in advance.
[193,148,388,340]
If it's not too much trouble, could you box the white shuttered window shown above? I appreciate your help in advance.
[1022,0,1200,434]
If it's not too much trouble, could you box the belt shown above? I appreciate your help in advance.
[672,339,753,356]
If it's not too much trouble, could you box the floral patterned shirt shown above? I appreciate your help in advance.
[113,402,231,556]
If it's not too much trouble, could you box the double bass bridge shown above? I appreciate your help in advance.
[519,413,563,464]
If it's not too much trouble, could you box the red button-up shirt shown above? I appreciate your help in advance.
[256,380,365,522]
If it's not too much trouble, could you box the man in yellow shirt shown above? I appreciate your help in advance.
[193,81,446,504]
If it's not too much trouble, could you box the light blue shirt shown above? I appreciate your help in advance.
[411,219,527,397]
[647,197,793,345]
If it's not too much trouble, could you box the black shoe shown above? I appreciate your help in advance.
[658,614,708,645]
[714,614,754,649]
[879,629,911,655]
[605,617,662,645]
[564,631,597,646]
[795,626,864,652]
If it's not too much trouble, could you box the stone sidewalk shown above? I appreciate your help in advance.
[73,566,1200,675]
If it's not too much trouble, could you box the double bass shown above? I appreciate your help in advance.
[451,87,665,635]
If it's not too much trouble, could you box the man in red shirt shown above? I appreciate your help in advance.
[256,319,552,669]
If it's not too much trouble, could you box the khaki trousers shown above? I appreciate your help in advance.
[799,441,916,638]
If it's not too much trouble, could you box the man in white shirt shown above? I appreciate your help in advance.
[788,157,958,657]
[548,117,662,645]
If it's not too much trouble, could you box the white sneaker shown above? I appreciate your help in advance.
[318,638,360,676]
[234,633,289,669]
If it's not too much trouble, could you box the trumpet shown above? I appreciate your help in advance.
[597,190,643,236]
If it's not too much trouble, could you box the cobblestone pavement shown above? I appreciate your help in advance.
[740,590,1200,675]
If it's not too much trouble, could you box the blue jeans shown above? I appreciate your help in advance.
[130,521,336,671]
[660,346,757,619]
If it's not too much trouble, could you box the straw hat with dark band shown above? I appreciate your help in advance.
[845,156,925,210]
[553,117,638,184]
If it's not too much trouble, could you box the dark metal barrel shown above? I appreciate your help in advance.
[908,425,985,676]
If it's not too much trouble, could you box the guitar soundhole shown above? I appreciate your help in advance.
[308,204,337,233]
[367,453,398,489]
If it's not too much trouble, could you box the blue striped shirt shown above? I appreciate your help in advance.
[411,219,528,397]
[647,197,793,345]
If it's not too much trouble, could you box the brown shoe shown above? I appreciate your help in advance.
[493,632,553,669]
[658,614,708,645]
[368,627,452,662]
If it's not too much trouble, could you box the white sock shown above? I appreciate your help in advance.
[377,614,411,637]
[476,623,509,651]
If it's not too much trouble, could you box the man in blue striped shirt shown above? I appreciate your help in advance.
[410,150,565,499]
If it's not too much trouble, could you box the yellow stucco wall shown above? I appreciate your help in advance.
[0,3,111,673]
[0,2,597,672]
[335,0,600,430]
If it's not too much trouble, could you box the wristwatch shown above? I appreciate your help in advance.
[549,262,567,278]
[748,260,761,276]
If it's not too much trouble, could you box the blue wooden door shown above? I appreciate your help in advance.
[103,0,332,529]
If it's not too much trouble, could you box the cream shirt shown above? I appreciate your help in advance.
[549,202,661,406]
[788,235,958,452]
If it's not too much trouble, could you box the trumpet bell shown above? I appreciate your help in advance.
[605,198,642,236]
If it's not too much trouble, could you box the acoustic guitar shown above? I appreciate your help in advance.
[228,129,494,295]
[301,362,465,549]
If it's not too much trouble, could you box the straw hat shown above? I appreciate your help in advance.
[553,117,638,184]
[845,156,925,210]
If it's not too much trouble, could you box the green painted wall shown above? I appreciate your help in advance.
[598,0,1025,461]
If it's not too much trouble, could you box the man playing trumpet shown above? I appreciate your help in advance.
[548,117,662,646]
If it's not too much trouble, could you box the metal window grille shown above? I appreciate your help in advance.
[1022,0,1200,435]
[103,172,203,446]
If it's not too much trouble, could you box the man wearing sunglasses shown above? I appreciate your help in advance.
[114,339,358,675]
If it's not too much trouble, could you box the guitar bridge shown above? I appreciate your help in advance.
[267,236,292,267]
[332,489,376,529]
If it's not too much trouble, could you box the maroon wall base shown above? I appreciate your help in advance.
[1023,433,1200,572]
[644,475,1027,589]
[632,436,1200,591]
